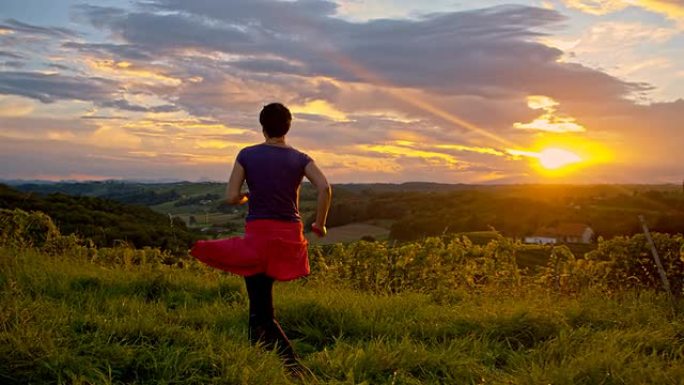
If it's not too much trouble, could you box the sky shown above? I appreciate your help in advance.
[0,0,682,184]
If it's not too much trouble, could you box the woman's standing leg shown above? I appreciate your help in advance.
[244,273,298,366]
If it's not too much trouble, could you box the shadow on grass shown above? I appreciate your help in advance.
[64,274,245,308]
[281,299,562,358]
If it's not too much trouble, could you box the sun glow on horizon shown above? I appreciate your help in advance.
[507,146,586,176]
[538,148,582,169]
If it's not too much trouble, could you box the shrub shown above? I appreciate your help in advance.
[586,233,684,295]
[309,235,521,294]
[0,208,61,249]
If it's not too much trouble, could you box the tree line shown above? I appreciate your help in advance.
[316,187,684,241]
[0,184,198,252]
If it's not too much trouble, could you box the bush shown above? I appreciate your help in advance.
[535,233,684,295]
[4,208,684,297]
[309,235,521,294]
[0,208,61,249]
[586,233,684,295]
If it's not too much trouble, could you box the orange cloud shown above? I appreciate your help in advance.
[357,142,464,167]
[305,149,403,176]
[194,139,248,151]
[89,126,142,149]
[563,0,630,14]
[291,99,349,121]
[513,95,586,133]
[0,96,35,117]
[123,117,250,136]
[635,0,684,21]
[85,59,182,86]
[563,0,684,23]
[46,131,77,141]
[434,144,507,157]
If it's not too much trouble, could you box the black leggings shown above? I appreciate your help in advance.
[244,273,297,364]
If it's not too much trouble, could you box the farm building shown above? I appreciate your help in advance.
[524,223,594,244]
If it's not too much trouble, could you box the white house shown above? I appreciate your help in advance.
[524,235,558,245]
[524,223,594,244]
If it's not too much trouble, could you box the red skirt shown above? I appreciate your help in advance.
[190,219,309,281]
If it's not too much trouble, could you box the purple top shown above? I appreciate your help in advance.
[236,143,312,222]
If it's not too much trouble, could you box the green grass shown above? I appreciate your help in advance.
[1,248,683,384]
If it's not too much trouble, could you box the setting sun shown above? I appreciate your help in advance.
[507,146,586,175]
[538,148,582,170]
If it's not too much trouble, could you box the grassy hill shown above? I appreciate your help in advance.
[2,246,683,384]
[2,209,684,384]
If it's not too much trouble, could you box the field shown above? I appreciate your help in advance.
[2,243,684,384]
[307,223,391,245]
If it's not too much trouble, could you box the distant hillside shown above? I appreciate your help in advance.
[0,184,198,251]
[13,181,209,205]
[334,182,476,193]
[12,180,319,212]
[336,182,682,194]
[9,181,684,243]
[317,185,684,241]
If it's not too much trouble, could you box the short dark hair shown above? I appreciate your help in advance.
[259,103,292,137]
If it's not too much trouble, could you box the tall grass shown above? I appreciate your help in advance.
[2,246,683,384]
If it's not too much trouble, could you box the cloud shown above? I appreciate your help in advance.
[99,98,179,113]
[357,143,462,167]
[77,2,643,102]
[89,126,142,148]
[0,136,228,181]
[0,18,77,38]
[62,42,154,61]
[58,1,648,139]
[0,95,35,117]
[562,0,630,14]
[0,116,99,151]
[75,5,250,54]
[513,95,586,133]
[0,19,77,73]
[543,20,681,101]
[0,113,255,178]
[562,0,684,23]
[640,0,684,22]
[291,99,349,122]
[64,0,654,177]
[0,70,179,113]
[0,1,681,183]
[0,71,114,103]
[84,59,182,87]
[143,0,340,25]
[0,50,23,60]
[232,58,309,76]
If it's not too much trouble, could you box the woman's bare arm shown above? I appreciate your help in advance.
[304,160,332,236]
[225,161,248,205]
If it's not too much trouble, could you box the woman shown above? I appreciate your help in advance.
[190,102,332,371]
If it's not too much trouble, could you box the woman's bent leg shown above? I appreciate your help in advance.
[244,273,298,366]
